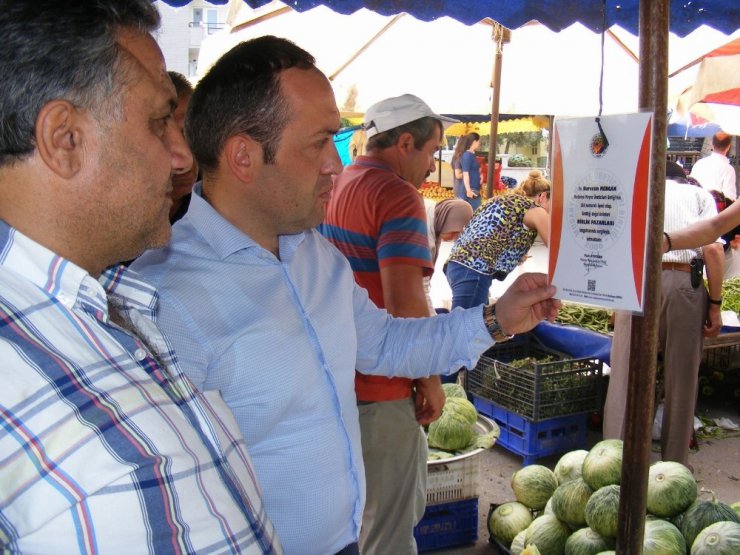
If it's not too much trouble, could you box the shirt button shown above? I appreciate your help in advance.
[134,348,147,361]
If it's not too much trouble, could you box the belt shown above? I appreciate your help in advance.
[661,262,692,273]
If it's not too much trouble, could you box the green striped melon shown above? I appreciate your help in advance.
[511,529,528,555]
[582,440,623,490]
[511,465,558,510]
[680,493,740,549]
[643,517,687,555]
[525,514,571,555]
[551,478,594,528]
[564,527,615,555]
[585,485,620,538]
[489,501,534,546]
[646,461,697,518]
[554,449,589,485]
[690,520,740,555]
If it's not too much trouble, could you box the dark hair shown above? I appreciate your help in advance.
[713,132,732,151]
[366,117,442,151]
[168,71,193,99]
[450,132,480,168]
[0,0,160,167]
[186,36,316,172]
[665,160,687,180]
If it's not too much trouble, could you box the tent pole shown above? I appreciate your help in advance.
[328,14,405,81]
[437,149,442,186]
[230,5,291,32]
[547,115,554,177]
[486,24,510,198]
[615,1,669,553]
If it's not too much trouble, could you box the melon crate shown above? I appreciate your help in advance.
[466,334,604,422]
[425,414,495,504]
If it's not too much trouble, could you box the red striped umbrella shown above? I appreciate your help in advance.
[676,37,740,134]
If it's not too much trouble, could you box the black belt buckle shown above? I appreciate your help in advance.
[690,258,704,289]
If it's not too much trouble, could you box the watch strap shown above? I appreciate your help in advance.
[483,303,514,343]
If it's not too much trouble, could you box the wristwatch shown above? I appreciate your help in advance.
[483,303,514,343]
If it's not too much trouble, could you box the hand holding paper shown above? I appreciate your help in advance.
[495,272,560,335]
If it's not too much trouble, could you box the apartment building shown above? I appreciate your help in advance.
[155,0,230,79]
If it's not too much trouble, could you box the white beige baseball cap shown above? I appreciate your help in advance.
[363,94,458,137]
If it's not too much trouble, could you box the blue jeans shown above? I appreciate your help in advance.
[445,261,493,310]
[443,261,493,383]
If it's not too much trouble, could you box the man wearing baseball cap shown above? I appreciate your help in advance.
[321,94,458,554]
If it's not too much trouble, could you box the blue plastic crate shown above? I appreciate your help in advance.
[473,397,587,465]
[414,497,478,552]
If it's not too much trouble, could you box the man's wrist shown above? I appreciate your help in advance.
[483,303,514,343]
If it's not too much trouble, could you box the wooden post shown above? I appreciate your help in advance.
[486,24,511,198]
[615,1,669,553]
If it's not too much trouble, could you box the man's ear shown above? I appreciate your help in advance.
[224,134,262,185]
[397,131,415,156]
[35,100,84,178]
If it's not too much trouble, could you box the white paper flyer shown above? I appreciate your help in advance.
[548,113,653,312]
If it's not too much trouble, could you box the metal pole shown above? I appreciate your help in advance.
[615,1,669,553]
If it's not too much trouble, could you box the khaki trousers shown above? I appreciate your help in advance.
[358,397,427,555]
[603,269,706,465]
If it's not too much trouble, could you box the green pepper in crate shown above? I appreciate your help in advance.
[720,277,740,316]
[556,303,613,334]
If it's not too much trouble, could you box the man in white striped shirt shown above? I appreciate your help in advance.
[604,161,723,468]
[0,1,280,553]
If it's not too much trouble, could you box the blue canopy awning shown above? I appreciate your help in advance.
[159,0,740,36]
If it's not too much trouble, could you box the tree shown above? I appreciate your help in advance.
[496,131,543,153]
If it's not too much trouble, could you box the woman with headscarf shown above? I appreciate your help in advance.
[422,198,474,312]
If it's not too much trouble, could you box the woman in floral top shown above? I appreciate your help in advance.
[445,169,551,311]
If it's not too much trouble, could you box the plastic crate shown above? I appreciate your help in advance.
[699,346,740,402]
[466,334,603,421]
[414,497,478,552]
[474,397,587,465]
[701,343,740,371]
[427,452,480,505]
[489,535,512,555]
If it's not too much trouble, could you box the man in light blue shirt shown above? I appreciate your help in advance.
[132,36,559,555]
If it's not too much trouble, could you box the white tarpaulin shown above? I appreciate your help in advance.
[196,1,739,117]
